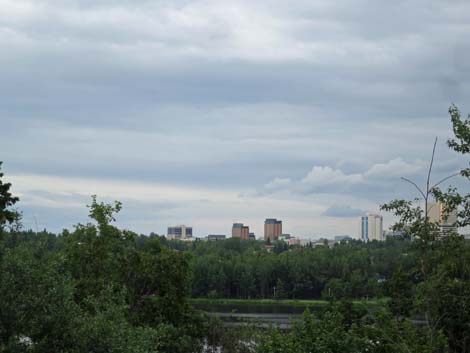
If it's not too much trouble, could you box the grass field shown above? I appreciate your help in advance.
[189,298,388,308]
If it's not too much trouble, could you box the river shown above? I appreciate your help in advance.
[193,301,325,329]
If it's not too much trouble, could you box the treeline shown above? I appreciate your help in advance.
[1,195,470,353]
[181,237,417,300]
[2,218,470,353]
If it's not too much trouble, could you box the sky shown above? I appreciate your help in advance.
[1,0,470,238]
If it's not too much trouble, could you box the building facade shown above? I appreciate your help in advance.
[264,218,282,242]
[167,225,192,239]
[232,223,250,239]
[359,214,383,241]
[207,234,226,241]
[427,202,458,235]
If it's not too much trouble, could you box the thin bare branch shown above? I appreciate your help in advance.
[401,177,426,199]
[430,171,461,190]
[426,137,438,195]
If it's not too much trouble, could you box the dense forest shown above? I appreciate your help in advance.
[179,236,414,300]
[0,105,469,352]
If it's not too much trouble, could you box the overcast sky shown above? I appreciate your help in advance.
[1,0,470,238]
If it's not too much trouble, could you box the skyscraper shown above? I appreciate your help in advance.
[359,214,383,241]
[232,223,250,239]
[264,218,282,242]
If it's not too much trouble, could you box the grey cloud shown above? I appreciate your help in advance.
[1,105,463,190]
[322,204,365,218]
[1,0,470,119]
[1,0,470,234]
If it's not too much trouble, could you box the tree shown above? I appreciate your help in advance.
[0,162,20,232]
[63,196,205,352]
[273,240,288,255]
[274,278,287,300]
[87,194,122,234]
[64,196,129,299]
[382,105,470,353]
[432,105,470,227]
[257,305,446,353]
[385,266,414,319]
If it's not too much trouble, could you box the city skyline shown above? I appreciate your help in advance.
[4,164,467,238]
[165,215,372,240]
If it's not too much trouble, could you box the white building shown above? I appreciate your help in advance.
[359,214,384,241]
[167,225,193,239]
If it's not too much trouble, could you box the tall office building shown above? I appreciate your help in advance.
[264,218,282,242]
[232,223,250,239]
[427,202,458,235]
[359,214,383,242]
[167,225,193,239]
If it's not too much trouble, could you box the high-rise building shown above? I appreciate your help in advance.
[232,223,250,239]
[427,202,458,235]
[264,218,282,242]
[359,214,383,241]
[167,225,192,239]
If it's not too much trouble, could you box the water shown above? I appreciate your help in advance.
[193,301,427,329]
[193,302,322,328]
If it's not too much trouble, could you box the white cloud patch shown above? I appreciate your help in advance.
[300,166,364,191]
[364,158,424,179]
[262,158,426,196]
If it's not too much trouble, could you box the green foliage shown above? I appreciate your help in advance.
[190,237,412,300]
[0,241,78,352]
[432,105,470,227]
[273,278,287,300]
[272,240,288,254]
[257,304,447,353]
[381,105,470,353]
[448,105,470,159]
[416,235,470,353]
[87,194,122,233]
[385,266,415,319]
[431,107,470,228]
[204,316,255,353]
[0,162,20,232]
[0,196,204,353]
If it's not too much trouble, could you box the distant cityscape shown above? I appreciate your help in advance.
[165,201,460,245]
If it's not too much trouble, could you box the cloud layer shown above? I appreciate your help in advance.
[1,0,469,237]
